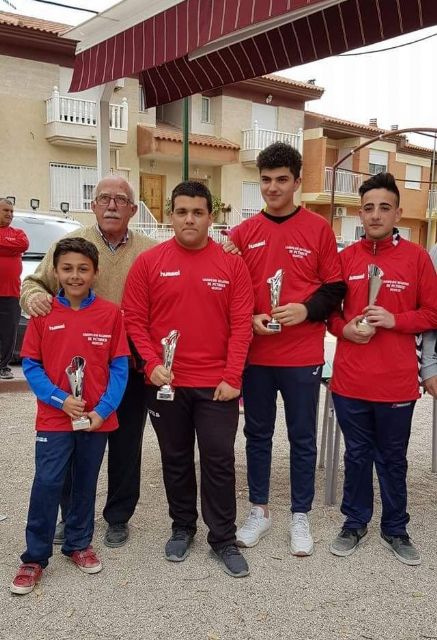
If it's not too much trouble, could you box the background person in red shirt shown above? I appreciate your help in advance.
[0,198,29,379]
[122,181,254,578]
[328,172,437,566]
[230,142,345,556]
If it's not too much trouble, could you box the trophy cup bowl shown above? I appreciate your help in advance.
[157,330,180,401]
[65,356,91,430]
[356,264,384,335]
[266,269,284,333]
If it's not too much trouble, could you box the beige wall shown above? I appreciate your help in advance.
[220,164,259,211]
[0,54,140,215]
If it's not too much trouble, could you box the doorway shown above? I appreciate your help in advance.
[140,173,164,222]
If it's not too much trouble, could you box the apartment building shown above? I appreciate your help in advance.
[302,112,436,247]
[0,11,323,228]
[137,75,323,222]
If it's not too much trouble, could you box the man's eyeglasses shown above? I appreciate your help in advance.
[95,194,132,207]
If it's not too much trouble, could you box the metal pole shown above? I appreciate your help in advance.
[426,135,437,250]
[182,97,189,181]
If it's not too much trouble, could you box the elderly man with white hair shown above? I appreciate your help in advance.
[21,176,155,548]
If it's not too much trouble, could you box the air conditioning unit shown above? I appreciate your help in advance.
[334,206,347,218]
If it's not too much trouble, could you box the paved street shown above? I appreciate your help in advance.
[0,373,436,640]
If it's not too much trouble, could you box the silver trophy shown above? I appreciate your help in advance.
[266,269,284,332]
[65,356,91,430]
[157,330,180,401]
[356,264,384,335]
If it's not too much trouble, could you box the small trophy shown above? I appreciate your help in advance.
[356,264,384,335]
[157,329,180,401]
[65,356,91,430]
[266,269,284,332]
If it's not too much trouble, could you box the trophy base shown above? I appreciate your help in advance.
[72,416,91,431]
[356,320,374,336]
[157,386,175,401]
[267,320,281,333]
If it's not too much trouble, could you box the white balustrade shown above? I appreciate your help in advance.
[46,87,128,130]
[131,221,232,243]
[324,167,362,195]
[241,122,303,153]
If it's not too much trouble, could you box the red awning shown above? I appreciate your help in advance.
[70,0,437,107]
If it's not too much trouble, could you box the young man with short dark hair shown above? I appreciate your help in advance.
[122,181,254,578]
[328,172,437,565]
[231,141,345,556]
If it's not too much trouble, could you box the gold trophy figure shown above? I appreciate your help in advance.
[266,269,284,333]
[157,330,180,401]
[356,264,384,336]
[65,356,91,430]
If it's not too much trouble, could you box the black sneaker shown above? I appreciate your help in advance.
[53,520,65,545]
[104,523,129,548]
[0,368,14,380]
[330,526,368,557]
[165,529,194,562]
[380,532,421,566]
[215,544,249,578]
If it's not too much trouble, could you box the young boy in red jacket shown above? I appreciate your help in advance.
[328,172,437,565]
[10,237,129,595]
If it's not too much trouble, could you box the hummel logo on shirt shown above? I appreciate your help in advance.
[48,324,65,331]
[248,240,266,249]
[160,270,180,277]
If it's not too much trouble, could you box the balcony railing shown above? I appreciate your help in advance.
[324,168,362,195]
[241,122,303,153]
[132,203,238,242]
[46,87,128,130]
[131,222,232,243]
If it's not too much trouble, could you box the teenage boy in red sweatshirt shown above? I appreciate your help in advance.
[122,181,254,578]
[231,142,345,556]
[10,238,129,595]
[328,172,437,565]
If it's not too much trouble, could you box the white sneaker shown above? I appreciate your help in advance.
[236,506,272,548]
[290,512,313,556]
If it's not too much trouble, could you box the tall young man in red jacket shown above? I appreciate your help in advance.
[122,181,254,578]
[231,142,345,556]
[328,172,437,566]
[0,198,29,379]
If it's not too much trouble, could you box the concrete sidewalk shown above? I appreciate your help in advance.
[0,384,436,640]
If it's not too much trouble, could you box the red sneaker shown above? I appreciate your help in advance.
[10,563,43,595]
[70,546,102,574]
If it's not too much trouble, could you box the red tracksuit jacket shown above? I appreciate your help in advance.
[329,235,437,402]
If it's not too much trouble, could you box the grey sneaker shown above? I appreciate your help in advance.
[380,532,421,566]
[53,520,65,545]
[104,523,129,548]
[214,544,249,578]
[165,529,194,562]
[330,526,368,557]
[0,368,14,380]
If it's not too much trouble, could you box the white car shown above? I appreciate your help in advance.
[12,211,83,360]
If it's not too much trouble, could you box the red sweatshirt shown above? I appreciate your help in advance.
[21,296,130,432]
[231,208,342,366]
[0,225,29,297]
[329,235,437,402]
[122,237,254,389]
